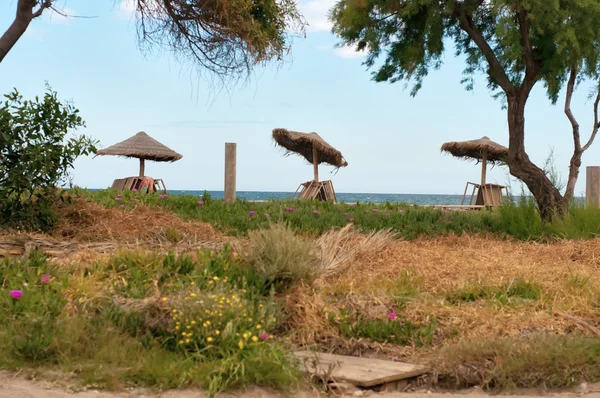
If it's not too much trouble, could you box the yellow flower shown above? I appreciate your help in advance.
[186,325,191,329]
[191,281,195,286]
[175,326,180,330]
[172,309,177,313]
[238,340,244,349]
[213,276,219,281]
[206,320,211,325]
[191,321,196,325]
[178,340,184,345]
[185,339,190,343]
[248,318,252,322]
[208,280,213,285]
[256,325,262,329]
[191,293,197,297]
[162,297,167,302]
[252,336,258,342]
[243,333,248,339]
[215,330,220,335]
[207,337,213,342]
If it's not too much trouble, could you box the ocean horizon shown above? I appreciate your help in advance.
[86,189,505,205]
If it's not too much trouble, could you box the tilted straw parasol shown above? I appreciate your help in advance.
[441,136,508,186]
[272,128,348,182]
[95,131,183,177]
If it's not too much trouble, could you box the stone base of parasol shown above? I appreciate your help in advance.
[293,180,337,203]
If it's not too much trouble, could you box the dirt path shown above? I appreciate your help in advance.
[2,373,600,398]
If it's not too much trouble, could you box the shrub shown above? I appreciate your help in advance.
[0,87,97,231]
[237,222,319,291]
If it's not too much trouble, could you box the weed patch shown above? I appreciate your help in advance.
[446,279,541,305]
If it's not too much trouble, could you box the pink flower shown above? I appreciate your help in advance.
[248,217,253,221]
[349,218,354,222]
[10,290,23,299]
[388,312,396,320]
[120,204,125,208]
[343,212,349,216]
[41,275,51,284]
[284,207,294,212]
[259,332,270,341]
[197,201,204,206]
[115,197,122,201]
[399,209,404,214]
[313,210,319,215]
[264,213,270,217]
[373,209,379,212]
[249,211,256,215]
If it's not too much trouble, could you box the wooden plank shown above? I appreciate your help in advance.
[294,351,427,388]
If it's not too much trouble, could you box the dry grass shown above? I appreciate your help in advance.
[53,198,223,245]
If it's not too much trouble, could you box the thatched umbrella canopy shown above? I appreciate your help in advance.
[272,128,348,182]
[441,136,508,186]
[96,131,183,177]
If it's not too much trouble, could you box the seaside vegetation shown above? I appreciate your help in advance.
[82,188,600,241]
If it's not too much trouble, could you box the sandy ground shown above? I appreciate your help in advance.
[2,372,600,398]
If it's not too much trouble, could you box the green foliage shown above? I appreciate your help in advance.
[238,222,319,291]
[0,87,96,231]
[82,189,600,241]
[446,279,541,305]
[329,0,600,100]
[0,250,299,395]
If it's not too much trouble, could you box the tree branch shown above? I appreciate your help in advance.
[582,88,600,152]
[32,1,52,19]
[0,0,36,63]
[516,7,539,94]
[454,3,515,95]
[564,68,581,153]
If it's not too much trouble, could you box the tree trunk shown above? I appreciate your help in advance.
[506,97,566,221]
[0,0,36,63]
[564,150,582,204]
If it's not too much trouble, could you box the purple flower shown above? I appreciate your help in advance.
[41,275,51,284]
[264,213,270,217]
[249,211,256,215]
[259,332,270,341]
[313,210,319,215]
[388,312,396,320]
[197,201,204,206]
[10,290,23,299]
[349,218,354,222]
[284,207,294,212]
[159,194,169,199]
[115,197,122,201]
[372,209,379,212]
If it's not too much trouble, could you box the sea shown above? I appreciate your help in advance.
[159,190,471,205]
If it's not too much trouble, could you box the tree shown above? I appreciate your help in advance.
[0,86,97,230]
[330,0,600,220]
[0,0,305,79]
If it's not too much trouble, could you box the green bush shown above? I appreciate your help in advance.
[0,87,96,231]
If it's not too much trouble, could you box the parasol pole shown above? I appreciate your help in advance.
[312,143,319,182]
[139,158,145,177]
[481,150,487,186]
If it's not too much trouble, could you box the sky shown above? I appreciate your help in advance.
[1,1,599,196]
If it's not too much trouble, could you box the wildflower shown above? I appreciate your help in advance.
[178,340,184,345]
[215,330,220,335]
[41,275,51,284]
[284,207,294,212]
[185,339,190,343]
[249,211,256,215]
[191,321,196,325]
[349,218,355,222]
[162,297,168,302]
[115,197,122,201]
[10,290,22,299]
[252,336,258,342]
[313,210,319,215]
[260,332,269,341]
[191,281,195,286]
[207,337,213,342]
[238,340,244,349]
[256,324,262,329]
[388,312,396,320]
[264,213,270,217]
[197,201,204,206]
[243,333,249,339]
[373,209,379,212]
[213,276,219,281]
[120,204,125,208]
[248,217,253,221]
[444,209,451,214]
[399,209,405,214]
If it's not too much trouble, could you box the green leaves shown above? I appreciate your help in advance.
[330,0,600,101]
[0,87,97,231]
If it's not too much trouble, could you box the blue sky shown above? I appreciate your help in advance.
[1,0,598,195]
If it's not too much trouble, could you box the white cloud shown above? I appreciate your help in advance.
[334,43,367,59]
[45,7,76,25]
[298,0,337,32]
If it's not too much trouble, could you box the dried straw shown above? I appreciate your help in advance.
[96,131,183,162]
[441,136,508,163]
[272,128,348,168]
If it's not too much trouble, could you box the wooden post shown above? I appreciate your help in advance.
[224,143,237,203]
[139,158,145,177]
[586,166,600,207]
[313,143,319,182]
[481,151,487,187]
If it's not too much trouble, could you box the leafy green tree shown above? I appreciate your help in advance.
[0,87,97,230]
[0,0,305,79]
[331,0,600,219]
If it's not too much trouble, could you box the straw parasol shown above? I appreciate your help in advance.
[96,131,183,177]
[272,128,348,182]
[441,136,508,186]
